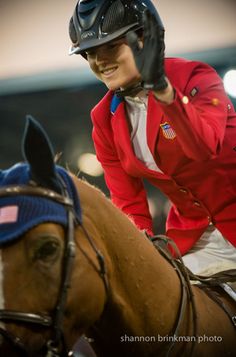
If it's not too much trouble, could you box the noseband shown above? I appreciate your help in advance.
[0,184,109,357]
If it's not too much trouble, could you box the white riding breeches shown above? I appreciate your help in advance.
[182,226,236,276]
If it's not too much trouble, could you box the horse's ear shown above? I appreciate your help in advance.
[22,115,62,193]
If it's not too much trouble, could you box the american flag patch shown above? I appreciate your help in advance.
[160,122,176,140]
[0,206,19,224]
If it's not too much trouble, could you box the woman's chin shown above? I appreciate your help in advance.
[103,81,120,91]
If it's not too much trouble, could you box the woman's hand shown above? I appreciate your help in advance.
[126,9,168,92]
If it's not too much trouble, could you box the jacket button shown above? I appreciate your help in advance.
[194,201,201,207]
[182,96,189,104]
[179,188,188,194]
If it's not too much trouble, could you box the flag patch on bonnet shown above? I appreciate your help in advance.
[160,122,176,140]
[0,206,19,224]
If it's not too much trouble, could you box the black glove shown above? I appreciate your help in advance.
[126,10,168,91]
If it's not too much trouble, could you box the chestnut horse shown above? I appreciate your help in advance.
[0,117,235,357]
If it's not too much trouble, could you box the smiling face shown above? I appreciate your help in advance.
[86,38,141,91]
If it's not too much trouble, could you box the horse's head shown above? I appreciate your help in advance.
[0,117,108,356]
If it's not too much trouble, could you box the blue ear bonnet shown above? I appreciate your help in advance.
[0,163,82,245]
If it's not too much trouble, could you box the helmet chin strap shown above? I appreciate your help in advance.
[115,82,144,98]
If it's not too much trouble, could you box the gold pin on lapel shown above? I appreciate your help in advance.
[211,98,220,106]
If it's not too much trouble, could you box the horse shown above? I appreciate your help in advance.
[0,116,235,357]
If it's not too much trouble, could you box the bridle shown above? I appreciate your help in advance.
[0,184,109,357]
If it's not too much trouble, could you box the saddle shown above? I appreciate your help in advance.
[149,234,236,328]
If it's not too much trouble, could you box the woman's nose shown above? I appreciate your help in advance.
[94,48,108,64]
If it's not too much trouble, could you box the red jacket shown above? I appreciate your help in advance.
[91,58,236,255]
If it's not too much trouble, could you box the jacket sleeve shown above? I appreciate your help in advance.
[92,121,154,235]
[160,62,230,161]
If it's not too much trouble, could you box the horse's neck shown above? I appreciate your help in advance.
[71,180,235,357]
[104,221,180,323]
[79,183,182,355]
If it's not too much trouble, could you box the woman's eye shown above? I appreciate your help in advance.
[108,42,121,50]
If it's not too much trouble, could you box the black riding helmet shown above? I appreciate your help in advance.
[69,0,164,57]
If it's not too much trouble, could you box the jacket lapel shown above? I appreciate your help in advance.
[110,94,169,179]
[146,92,164,157]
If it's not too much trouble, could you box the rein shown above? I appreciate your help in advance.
[150,235,198,357]
[0,184,109,357]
